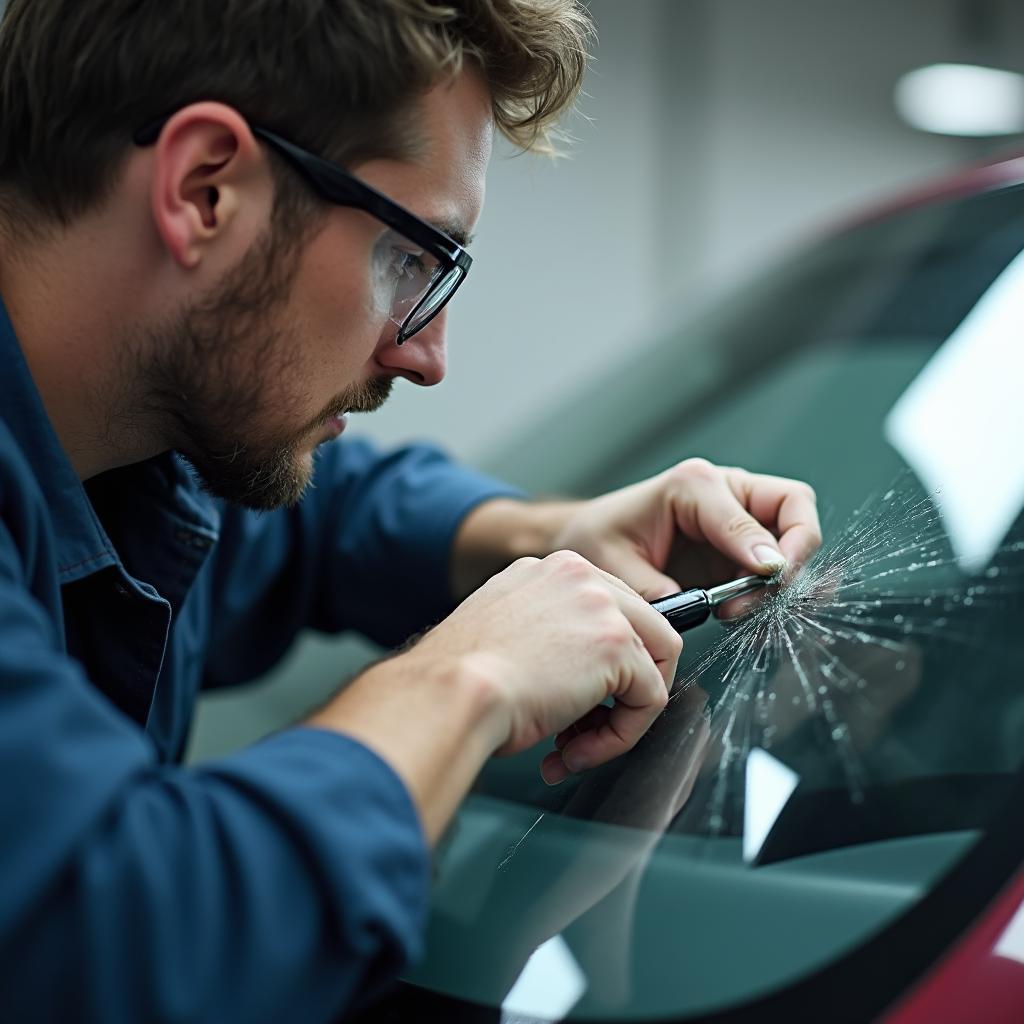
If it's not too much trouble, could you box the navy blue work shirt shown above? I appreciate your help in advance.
[0,298,521,1022]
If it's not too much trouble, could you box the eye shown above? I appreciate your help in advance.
[371,232,426,281]
[388,246,427,281]
[369,234,435,317]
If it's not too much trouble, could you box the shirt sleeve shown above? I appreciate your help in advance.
[202,437,525,687]
[0,520,430,1023]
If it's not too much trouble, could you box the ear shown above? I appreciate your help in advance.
[148,102,266,270]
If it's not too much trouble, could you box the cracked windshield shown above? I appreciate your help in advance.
[406,179,1024,1019]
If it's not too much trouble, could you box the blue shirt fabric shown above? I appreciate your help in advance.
[0,299,522,1023]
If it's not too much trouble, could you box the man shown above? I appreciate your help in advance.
[0,1,820,1021]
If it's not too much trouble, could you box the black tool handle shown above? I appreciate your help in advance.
[650,588,711,633]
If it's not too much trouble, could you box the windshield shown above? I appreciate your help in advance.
[399,181,1024,1022]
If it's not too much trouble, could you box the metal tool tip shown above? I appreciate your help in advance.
[706,574,771,606]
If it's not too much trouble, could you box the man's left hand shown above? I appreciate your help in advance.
[552,458,822,601]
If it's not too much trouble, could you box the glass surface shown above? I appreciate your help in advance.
[406,181,1024,1020]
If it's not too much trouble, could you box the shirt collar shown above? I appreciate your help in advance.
[0,296,219,584]
[0,296,119,582]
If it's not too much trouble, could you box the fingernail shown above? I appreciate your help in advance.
[753,544,787,571]
[541,752,570,785]
[562,752,587,773]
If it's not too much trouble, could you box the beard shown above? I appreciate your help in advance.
[138,222,392,511]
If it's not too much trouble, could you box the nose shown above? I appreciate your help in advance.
[375,310,448,387]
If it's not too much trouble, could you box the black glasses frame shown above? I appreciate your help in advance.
[133,117,473,344]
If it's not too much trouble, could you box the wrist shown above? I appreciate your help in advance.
[305,648,514,846]
[451,497,581,598]
[412,646,512,755]
[501,499,581,559]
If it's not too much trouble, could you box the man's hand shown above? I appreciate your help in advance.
[452,459,822,604]
[550,458,822,600]
[417,550,682,779]
[309,550,682,841]
[317,459,819,844]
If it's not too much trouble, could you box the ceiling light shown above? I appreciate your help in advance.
[894,63,1024,136]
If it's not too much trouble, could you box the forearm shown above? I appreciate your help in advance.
[449,496,581,599]
[307,650,508,845]
[2,729,428,1024]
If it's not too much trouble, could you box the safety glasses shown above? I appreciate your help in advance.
[134,118,473,344]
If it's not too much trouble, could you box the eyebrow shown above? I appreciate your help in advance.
[432,219,474,248]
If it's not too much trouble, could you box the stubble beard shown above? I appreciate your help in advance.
[138,222,392,511]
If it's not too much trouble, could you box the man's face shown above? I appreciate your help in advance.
[146,69,492,509]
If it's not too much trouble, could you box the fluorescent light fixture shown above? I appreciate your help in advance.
[895,63,1024,136]
[884,245,1024,572]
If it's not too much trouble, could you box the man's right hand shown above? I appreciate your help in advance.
[412,549,682,783]
[307,550,682,843]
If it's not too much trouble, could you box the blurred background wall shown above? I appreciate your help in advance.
[354,0,1024,466]
[189,0,1024,757]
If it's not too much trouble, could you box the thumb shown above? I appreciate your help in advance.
[676,484,788,578]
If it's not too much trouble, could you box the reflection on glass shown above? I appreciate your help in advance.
[501,934,587,1020]
[994,902,1024,966]
[885,244,1024,571]
[743,748,800,863]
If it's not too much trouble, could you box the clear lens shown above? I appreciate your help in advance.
[401,265,463,336]
[391,257,445,329]
[370,232,437,321]
[372,231,463,342]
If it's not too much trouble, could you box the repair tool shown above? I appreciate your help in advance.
[651,574,771,633]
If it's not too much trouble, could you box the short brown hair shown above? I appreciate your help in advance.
[0,0,593,233]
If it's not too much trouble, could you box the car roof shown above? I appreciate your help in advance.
[833,148,1024,235]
